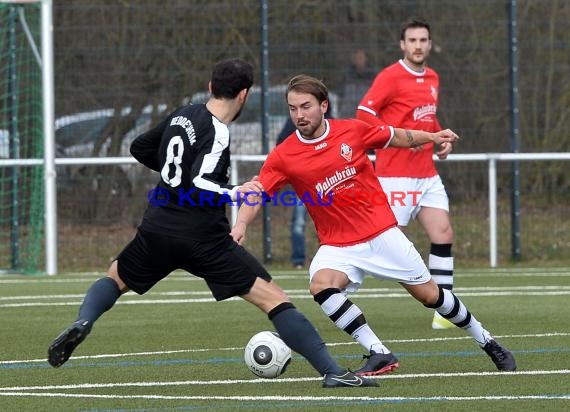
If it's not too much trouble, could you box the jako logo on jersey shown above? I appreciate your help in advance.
[315,166,357,196]
[315,142,327,150]
[170,115,196,145]
[340,143,352,161]
[413,104,437,121]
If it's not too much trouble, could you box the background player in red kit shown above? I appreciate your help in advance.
[357,17,457,330]
[232,74,516,376]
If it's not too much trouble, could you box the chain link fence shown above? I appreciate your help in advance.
[46,0,569,271]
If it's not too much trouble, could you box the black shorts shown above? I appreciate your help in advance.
[116,228,272,301]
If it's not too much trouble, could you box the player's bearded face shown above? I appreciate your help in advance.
[287,91,326,139]
[401,27,431,66]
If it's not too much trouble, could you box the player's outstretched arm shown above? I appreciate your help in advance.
[390,128,459,148]
[231,201,262,245]
[230,176,264,244]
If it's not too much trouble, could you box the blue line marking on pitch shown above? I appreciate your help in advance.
[2,347,569,370]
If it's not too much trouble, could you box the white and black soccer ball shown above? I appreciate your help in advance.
[244,331,292,379]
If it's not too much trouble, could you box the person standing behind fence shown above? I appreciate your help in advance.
[46,58,377,389]
[357,17,456,330]
[338,49,376,118]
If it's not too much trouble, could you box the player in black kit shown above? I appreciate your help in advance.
[47,58,376,388]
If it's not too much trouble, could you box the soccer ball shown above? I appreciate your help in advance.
[244,331,292,379]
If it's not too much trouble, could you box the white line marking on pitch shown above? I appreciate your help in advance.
[1,369,569,392]
[1,331,568,365]
[0,391,569,402]
[0,267,569,284]
[3,285,570,302]
[2,288,570,308]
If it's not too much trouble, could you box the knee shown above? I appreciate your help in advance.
[291,222,305,236]
[436,223,454,243]
[291,216,306,232]
[309,276,336,296]
[443,224,454,242]
[107,261,129,294]
[422,290,440,306]
[309,280,325,297]
[426,220,454,244]
[423,284,444,308]
[310,270,349,297]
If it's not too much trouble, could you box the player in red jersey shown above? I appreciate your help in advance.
[232,74,516,376]
[357,17,456,329]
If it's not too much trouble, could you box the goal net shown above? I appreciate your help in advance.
[0,0,44,273]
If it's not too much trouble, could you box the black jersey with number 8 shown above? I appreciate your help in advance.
[130,103,236,240]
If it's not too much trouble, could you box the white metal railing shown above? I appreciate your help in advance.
[230,152,570,268]
[1,152,569,273]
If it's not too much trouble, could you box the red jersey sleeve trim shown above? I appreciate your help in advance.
[357,105,376,117]
[384,126,395,149]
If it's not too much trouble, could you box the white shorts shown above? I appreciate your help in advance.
[309,227,431,293]
[378,175,449,226]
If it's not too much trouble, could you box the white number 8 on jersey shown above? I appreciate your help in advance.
[160,135,184,187]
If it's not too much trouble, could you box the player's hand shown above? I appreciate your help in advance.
[436,141,453,159]
[230,222,247,245]
[433,129,459,145]
[238,176,263,195]
[231,176,264,202]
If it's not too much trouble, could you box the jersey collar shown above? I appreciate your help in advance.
[296,118,330,144]
[398,59,426,76]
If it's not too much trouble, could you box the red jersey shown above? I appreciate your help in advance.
[259,119,398,247]
[357,59,442,178]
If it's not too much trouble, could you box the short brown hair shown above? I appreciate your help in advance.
[286,74,329,104]
[400,17,431,40]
